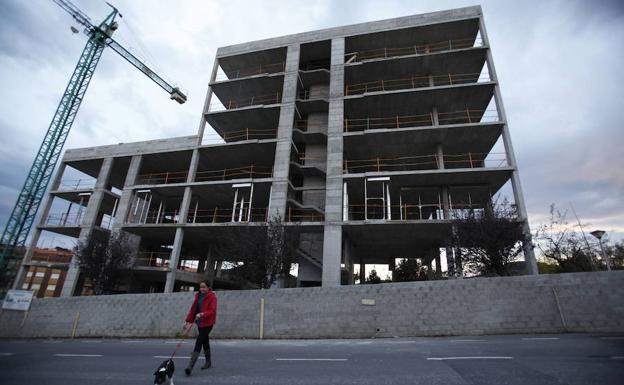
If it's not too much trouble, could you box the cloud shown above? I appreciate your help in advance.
[0,0,623,246]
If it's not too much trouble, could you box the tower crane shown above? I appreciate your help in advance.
[0,0,187,296]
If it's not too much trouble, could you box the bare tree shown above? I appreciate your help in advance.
[366,269,382,284]
[214,215,297,289]
[393,258,428,282]
[534,204,598,272]
[73,230,134,295]
[450,198,524,276]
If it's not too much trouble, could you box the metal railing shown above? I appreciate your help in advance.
[186,207,269,223]
[299,60,330,71]
[347,203,444,221]
[214,61,286,81]
[134,252,170,268]
[208,92,282,112]
[293,120,308,131]
[444,152,508,169]
[286,207,325,222]
[195,165,273,182]
[343,109,500,132]
[343,152,507,174]
[128,209,181,225]
[45,212,84,227]
[57,179,96,190]
[345,72,490,95]
[345,37,483,62]
[136,171,188,185]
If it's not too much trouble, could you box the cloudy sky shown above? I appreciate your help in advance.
[0,0,623,250]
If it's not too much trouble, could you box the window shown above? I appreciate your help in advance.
[22,283,29,289]
[35,272,45,278]
[46,284,56,291]
[26,271,33,277]
[50,273,60,280]
[31,284,40,290]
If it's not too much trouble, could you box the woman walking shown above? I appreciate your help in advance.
[184,281,217,376]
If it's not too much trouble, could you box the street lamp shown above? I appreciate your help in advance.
[590,230,611,271]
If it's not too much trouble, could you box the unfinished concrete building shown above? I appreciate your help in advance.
[15,6,537,295]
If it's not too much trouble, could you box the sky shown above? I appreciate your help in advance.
[0,0,623,254]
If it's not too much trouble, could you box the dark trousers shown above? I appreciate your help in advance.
[193,325,213,357]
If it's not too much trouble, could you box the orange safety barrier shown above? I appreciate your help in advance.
[345,72,490,95]
[345,37,483,62]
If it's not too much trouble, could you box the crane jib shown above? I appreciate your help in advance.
[0,0,187,297]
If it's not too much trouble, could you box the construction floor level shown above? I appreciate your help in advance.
[14,6,537,296]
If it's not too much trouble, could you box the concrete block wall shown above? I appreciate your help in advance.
[306,113,328,133]
[1,271,623,339]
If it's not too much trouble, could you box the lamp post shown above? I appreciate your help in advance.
[590,230,610,271]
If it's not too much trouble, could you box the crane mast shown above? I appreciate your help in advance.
[0,1,186,297]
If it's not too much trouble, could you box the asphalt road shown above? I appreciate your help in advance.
[0,334,623,384]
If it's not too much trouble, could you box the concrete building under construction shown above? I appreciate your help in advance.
[15,6,537,296]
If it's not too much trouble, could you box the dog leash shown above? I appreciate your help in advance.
[169,322,194,360]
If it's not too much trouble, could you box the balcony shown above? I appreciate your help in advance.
[345,72,490,96]
[346,36,483,63]
[344,108,500,132]
[344,152,507,174]
[186,207,269,224]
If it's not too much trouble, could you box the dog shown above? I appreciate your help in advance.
[153,359,175,385]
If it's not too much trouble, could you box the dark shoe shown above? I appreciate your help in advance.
[201,355,211,369]
[185,351,200,376]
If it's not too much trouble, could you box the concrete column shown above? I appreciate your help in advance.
[435,252,442,279]
[359,257,365,284]
[431,106,439,126]
[321,37,345,287]
[441,186,455,277]
[164,227,184,293]
[13,163,68,289]
[436,143,444,170]
[479,15,537,275]
[112,155,142,229]
[196,57,220,144]
[61,157,114,297]
[269,44,300,220]
[164,185,194,292]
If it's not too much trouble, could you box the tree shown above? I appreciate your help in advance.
[534,204,599,273]
[366,269,382,284]
[450,198,524,276]
[605,242,624,270]
[393,258,428,282]
[214,215,297,289]
[73,230,134,295]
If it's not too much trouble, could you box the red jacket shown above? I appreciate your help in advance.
[185,290,217,327]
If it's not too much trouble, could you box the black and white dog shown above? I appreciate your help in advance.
[153,359,175,385]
